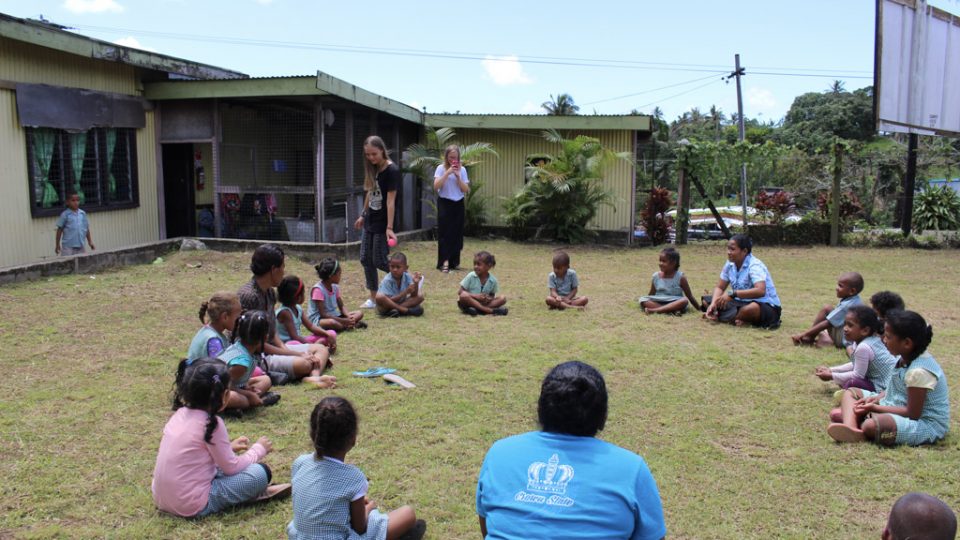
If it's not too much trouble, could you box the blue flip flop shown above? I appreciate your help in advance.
[352,367,396,378]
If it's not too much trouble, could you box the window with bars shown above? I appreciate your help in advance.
[25,127,139,217]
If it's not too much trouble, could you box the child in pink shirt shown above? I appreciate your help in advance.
[152,360,289,517]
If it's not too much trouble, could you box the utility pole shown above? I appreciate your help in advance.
[901,133,919,235]
[732,54,748,231]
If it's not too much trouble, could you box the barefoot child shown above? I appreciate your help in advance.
[827,310,950,445]
[545,251,588,310]
[308,258,367,331]
[153,360,290,517]
[220,310,282,409]
[792,272,863,349]
[277,276,337,353]
[375,252,425,317]
[287,396,426,540]
[638,247,699,315]
[814,305,896,392]
[187,292,241,364]
[458,251,507,316]
[55,190,94,255]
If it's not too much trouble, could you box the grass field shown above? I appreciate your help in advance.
[0,239,957,539]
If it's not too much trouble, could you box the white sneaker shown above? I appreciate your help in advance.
[360,298,376,309]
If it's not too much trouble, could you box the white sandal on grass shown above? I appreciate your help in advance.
[256,483,291,502]
[383,373,416,388]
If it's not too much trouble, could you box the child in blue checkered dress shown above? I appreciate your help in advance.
[288,397,425,540]
[828,310,950,446]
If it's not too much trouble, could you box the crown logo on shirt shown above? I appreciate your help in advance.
[526,454,574,494]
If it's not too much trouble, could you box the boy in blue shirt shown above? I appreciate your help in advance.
[55,191,94,256]
[792,271,863,351]
[375,252,424,317]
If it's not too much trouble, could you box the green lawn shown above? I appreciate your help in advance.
[1,240,957,539]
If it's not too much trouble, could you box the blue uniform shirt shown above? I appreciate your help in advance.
[720,254,781,307]
[378,272,414,298]
[56,208,89,248]
[548,269,580,296]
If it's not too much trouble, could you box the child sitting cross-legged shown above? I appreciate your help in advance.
[309,258,367,331]
[375,252,425,318]
[545,250,588,310]
[792,271,863,350]
[638,247,700,315]
[277,275,337,354]
[153,359,290,518]
[187,291,242,365]
[458,251,507,316]
[814,305,896,393]
[287,396,426,540]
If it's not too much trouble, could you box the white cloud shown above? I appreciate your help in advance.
[113,36,156,52]
[746,87,777,117]
[519,100,542,114]
[481,55,533,86]
[63,0,124,14]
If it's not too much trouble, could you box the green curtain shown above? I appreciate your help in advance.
[105,129,117,198]
[69,132,87,205]
[32,129,59,208]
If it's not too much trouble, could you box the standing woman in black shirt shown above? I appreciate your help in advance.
[354,135,400,309]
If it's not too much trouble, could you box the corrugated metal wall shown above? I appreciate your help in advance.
[454,129,635,231]
[0,37,159,269]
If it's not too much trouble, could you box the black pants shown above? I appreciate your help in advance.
[437,197,465,269]
[360,229,389,292]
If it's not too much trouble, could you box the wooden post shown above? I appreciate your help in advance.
[691,173,732,239]
[901,133,919,235]
[675,166,690,245]
[734,54,749,231]
[830,141,843,246]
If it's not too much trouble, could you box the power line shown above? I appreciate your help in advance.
[581,73,723,106]
[68,23,872,78]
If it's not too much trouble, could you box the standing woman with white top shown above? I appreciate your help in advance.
[354,136,400,309]
[433,145,470,273]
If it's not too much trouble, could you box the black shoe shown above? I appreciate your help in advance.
[464,307,478,317]
[260,392,281,406]
[355,321,368,329]
[406,306,424,317]
[397,519,427,540]
[380,309,400,318]
[491,307,509,316]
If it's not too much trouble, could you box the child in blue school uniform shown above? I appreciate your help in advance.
[638,247,700,315]
[55,191,94,256]
[828,310,950,446]
[545,251,588,310]
[218,310,281,410]
[458,251,507,316]
[287,396,425,540]
[187,292,242,364]
[277,276,337,352]
[815,305,896,393]
[792,271,863,350]
[374,252,424,317]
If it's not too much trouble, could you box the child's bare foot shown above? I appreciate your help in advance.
[305,375,337,389]
[644,307,655,315]
[791,334,804,345]
[827,423,865,443]
[733,319,746,327]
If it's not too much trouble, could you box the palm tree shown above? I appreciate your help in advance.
[541,93,580,115]
[827,80,846,94]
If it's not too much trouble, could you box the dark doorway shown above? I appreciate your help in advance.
[162,143,195,238]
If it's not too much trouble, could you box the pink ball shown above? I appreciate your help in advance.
[387,237,398,248]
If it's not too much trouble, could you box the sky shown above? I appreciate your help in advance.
[2,0,957,123]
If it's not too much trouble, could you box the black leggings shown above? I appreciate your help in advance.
[437,197,465,269]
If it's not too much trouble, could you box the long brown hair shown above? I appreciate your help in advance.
[442,144,461,169]
[363,135,390,191]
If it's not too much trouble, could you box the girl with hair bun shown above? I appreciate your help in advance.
[153,360,289,517]
[828,310,950,446]
[287,396,424,540]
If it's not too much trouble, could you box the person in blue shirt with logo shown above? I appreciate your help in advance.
[704,234,782,329]
[476,361,666,540]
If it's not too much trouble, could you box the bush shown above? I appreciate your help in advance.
[640,187,672,245]
[746,217,831,246]
[912,185,960,233]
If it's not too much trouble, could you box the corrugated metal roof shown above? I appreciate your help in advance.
[426,113,651,131]
[0,13,247,80]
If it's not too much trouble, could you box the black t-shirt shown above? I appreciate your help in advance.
[364,162,400,233]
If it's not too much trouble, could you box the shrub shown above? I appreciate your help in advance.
[817,190,862,230]
[502,130,626,243]
[754,191,796,225]
[640,187,672,245]
[912,185,960,232]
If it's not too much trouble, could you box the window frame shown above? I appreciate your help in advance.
[25,127,140,218]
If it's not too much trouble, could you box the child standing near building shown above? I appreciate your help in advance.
[287,396,425,540]
[375,252,424,317]
[308,258,367,331]
[545,251,588,310]
[277,276,337,353]
[827,310,950,446]
[792,271,863,349]
[638,247,699,315]
[153,360,289,518]
[55,191,94,255]
[458,251,507,316]
[814,305,896,392]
